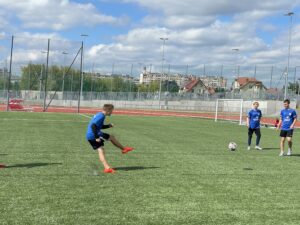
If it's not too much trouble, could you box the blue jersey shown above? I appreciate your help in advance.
[86,112,106,140]
[280,108,297,131]
[248,109,262,129]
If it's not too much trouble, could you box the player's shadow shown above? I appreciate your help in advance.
[114,166,160,171]
[262,147,278,151]
[290,154,300,157]
[243,168,254,171]
[5,162,62,169]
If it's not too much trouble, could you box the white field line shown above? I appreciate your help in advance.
[0,118,87,123]
[79,113,92,119]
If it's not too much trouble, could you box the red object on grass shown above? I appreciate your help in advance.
[122,146,134,154]
[274,118,280,128]
[0,164,6,168]
[104,168,115,173]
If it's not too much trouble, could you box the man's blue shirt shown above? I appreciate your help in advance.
[280,108,297,131]
[248,109,262,129]
[86,112,105,140]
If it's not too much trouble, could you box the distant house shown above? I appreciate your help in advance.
[232,77,267,98]
[266,88,281,94]
[181,78,215,95]
[265,88,282,99]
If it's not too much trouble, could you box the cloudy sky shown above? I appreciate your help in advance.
[0,0,300,81]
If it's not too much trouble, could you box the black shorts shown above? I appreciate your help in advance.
[88,133,110,150]
[280,130,294,138]
[248,128,261,136]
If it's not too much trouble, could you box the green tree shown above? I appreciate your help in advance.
[20,64,45,90]
[20,63,138,93]
[162,80,179,92]
[138,81,160,92]
[288,82,299,94]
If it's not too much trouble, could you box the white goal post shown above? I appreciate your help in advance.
[215,99,244,125]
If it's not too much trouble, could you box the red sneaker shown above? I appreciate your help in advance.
[0,164,6,169]
[122,146,134,154]
[104,168,115,174]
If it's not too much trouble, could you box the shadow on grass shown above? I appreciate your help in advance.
[5,162,62,169]
[243,168,254,171]
[114,166,160,171]
[290,154,300,157]
[262,147,278,151]
[0,154,8,156]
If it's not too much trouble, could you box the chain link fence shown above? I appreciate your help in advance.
[1,35,300,112]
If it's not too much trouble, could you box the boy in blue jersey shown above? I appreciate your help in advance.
[246,101,262,150]
[277,99,297,156]
[86,104,134,173]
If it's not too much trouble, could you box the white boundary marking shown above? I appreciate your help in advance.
[79,113,92,119]
[0,118,87,123]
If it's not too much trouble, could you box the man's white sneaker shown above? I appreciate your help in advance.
[287,150,292,156]
[279,152,285,157]
[255,146,262,150]
[247,146,251,150]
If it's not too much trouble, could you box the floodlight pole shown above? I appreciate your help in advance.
[297,78,300,101]
[78,41,84,113]
[270,66,274,88]
[158,37,168,109]
[232,48,240,78]
[298,78,300,100]
[43,39,50,112]
[111,62,115,93]
[6,35,14,111]
[78,34,89,113]
[62,51,68,97]
[284,12,294,100]
[130,63,133,93]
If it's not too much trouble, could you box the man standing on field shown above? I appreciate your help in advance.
[246,101,262,150]
[277,99,297,156]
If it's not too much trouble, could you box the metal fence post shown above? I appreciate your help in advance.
[6,35,14,111]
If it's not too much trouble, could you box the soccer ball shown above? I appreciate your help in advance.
[228,142,237,151]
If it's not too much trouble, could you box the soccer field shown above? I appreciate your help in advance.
[1,112,300,225]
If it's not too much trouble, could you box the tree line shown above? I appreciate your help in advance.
[0,64,180,93]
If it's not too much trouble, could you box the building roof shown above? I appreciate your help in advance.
[207,87,216,95]
[266,88,281,94]
[235,77,258,86]
[183,78,211,93]
[235,77,267,90]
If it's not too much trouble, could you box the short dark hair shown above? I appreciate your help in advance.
[283,99,290,104]
[103,104,114,111]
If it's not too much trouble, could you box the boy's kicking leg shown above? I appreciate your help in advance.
[109,135,125,149]
[108,134,134,154]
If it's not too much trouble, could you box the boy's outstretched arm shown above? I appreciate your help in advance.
[102,124,113,129]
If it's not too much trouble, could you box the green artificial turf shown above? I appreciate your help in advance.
[0,112,300,225]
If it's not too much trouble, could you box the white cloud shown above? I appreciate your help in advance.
[0,0,128,31]
[1,0,300,82]
[123,0,299,29]
[122,0,299,16]
[84,0,300,71]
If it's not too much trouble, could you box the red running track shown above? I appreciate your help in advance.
[1,104,299,126]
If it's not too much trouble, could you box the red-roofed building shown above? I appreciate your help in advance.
[266,88,281,94]
[181,78,214,95]
[233,77,259,89]
[232,77,267,98]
